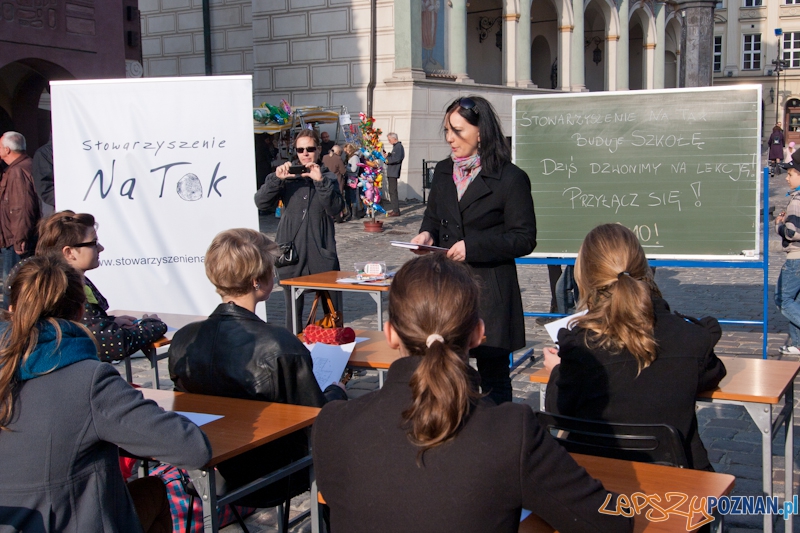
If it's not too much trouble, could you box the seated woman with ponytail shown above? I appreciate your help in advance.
[312,254,631,533]
[0,256,211,533]
[544,223,727,471]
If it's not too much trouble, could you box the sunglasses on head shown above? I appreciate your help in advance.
[296,146,317,154]
[71,239,98,249]
[452,97,479,115]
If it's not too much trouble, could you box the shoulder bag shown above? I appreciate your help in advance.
[275,185,312,269]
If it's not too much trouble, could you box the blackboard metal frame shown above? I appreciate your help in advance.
[517,167,771,359]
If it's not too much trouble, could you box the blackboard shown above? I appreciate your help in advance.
[512,86,762,259]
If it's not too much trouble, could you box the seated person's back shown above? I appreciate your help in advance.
[544,224,726,470]
[0,256,211,533]
[313,254,632,533]
[168,229,345,506]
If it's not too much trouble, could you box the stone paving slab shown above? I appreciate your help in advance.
[121,159,800,531]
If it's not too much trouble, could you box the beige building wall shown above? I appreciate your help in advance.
[712,0,800,140]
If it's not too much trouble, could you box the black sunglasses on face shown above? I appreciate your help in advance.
[452,97,479,115]
[71,239,98,248]
[296,146,317,154]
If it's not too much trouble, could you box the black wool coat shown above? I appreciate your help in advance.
[546,298,727,470]
[419,159,537,352]
[254,168,345,280]
[312,357,633,533]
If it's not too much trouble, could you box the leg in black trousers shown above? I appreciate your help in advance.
[387,177,400,214]
[471,344,512,404]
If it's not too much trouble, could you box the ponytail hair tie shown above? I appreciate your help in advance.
[617,271,631,279]
[426,334,445,348]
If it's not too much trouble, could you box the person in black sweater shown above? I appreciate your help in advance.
[313,254,632,533]
[544,223,726,470]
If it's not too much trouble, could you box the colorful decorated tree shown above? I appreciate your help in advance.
[357,113,386,221]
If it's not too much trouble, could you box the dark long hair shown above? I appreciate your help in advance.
[0,256,87,429]
[390,254,482,455]
[444,95,510,175]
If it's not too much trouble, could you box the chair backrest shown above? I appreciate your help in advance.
[534,411,690,468]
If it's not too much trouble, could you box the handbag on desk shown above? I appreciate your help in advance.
[303,291,355,344]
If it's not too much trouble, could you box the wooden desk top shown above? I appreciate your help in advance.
[519,453,735,533]
[280,271,391,292]
[350,329,402,370]
[141,389,320,467]
[529,356,800,404]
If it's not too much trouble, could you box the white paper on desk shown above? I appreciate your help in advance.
[303,342,356,390]
[175,411,223,427]
[543,310,588,343]
[355,337,370,344]
[335,277,361,284]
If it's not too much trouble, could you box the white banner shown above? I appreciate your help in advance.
[51,76,259,315]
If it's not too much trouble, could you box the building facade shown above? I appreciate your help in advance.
[712,0,800,146]
[0,1,142,153]
[140,0,689,199]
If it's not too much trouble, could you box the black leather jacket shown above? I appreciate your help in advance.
[168,302,346,406]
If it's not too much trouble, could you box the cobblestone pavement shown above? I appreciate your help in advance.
[125,160,800,532]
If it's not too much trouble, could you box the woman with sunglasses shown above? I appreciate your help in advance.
[409,96,537,404]
[255,129,345,329]
[34,211,167,362]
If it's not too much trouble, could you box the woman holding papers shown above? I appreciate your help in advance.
[313,254,631,533]
[168,228,345,511]
[410,96,537,404]
[543,224,727,470]
[0,255,211,533]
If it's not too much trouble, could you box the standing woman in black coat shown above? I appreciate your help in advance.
[255,129,345,330]
[409,96,537,404]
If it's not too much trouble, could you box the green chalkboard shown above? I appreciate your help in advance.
[512,86,762,259]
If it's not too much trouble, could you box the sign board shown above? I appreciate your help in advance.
[51,76,259,315]
[512,86,762,259]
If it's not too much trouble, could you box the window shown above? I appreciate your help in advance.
[714,36,723,72]
[787,0,800,5]
[784,32,800,67]
[743,34,761,69]
[743,0,762,6]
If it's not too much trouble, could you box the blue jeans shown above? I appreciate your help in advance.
[776,258,800,346]
[1,246,21,310]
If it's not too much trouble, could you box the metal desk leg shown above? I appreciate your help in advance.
[291,287,299,334]
[144,346,159,389]
[743,402,774,533]
[539,383,546,412]
[189,468,220,533]
[378,369,386,388]
[785,385,794,533]
[309,434,320,533]
[124,357,133,383]
[369,292,383,330]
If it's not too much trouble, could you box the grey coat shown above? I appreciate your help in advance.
[0,360,212,533]
[254,169,344,280]
[385,142,404,178]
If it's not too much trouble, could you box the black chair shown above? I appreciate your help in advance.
[534,412,690,468]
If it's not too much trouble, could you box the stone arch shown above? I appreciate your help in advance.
[0,59,73,153]
[531,0,561,87]
[664,15,681,88]
[628,2,656,89]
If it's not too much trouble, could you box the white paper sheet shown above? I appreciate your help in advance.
[543,310,588,343]
[303,342,356,390]
[176,411,224,427]
[355,337,370,344]
[520,509,532,522]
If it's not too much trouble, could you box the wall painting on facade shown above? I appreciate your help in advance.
[422,0,446,72]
